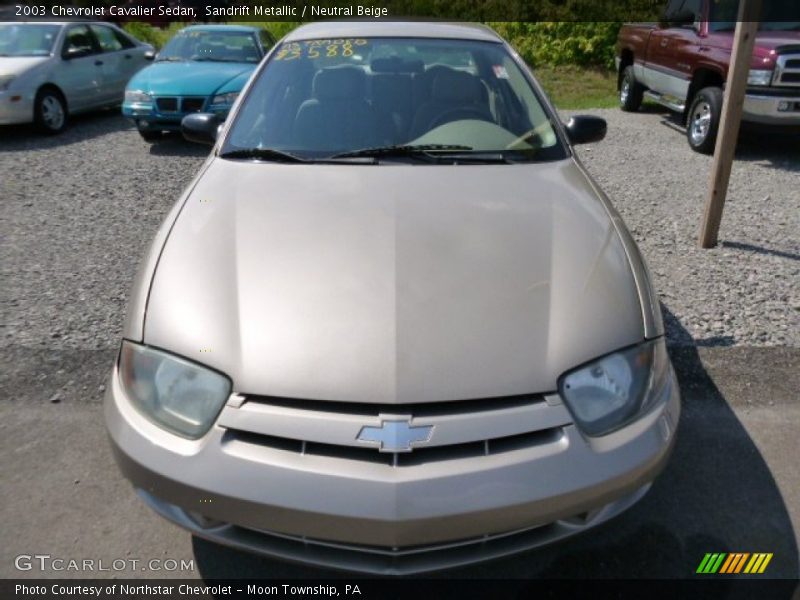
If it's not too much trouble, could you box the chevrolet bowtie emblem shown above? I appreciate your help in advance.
[357,419,434,453]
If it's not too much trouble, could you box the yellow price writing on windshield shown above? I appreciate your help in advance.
[274,39,368,61]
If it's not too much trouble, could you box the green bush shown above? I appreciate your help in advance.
[489,22,622,69]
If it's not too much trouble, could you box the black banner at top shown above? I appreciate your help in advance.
[3,0,800,22]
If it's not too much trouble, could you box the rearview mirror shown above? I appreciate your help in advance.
[181,113,220,145]
[564,116,607,145]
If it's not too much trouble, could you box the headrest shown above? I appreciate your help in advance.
[71,33,90,47]
[313,66,366,100]
[371,57,424,74]
[372,72,412,96]
[431,70,484,103]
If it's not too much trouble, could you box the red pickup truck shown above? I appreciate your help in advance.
[616,0,800,153]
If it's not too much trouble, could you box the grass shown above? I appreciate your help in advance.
[533,66,619,110]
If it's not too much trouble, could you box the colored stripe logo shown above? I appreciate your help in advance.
[696,553,773,574]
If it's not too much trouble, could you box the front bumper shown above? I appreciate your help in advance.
[0,89,34,125]
[105,362,680,574]
[743,91,800,125]
[122,101,229,131]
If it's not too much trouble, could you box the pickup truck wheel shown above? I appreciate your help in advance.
[619,66,643,112]
[687,86,723,154]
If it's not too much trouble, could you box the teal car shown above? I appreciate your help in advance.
[122,25,273,142]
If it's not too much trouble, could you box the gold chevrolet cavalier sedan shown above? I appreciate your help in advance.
[105,21,680,574]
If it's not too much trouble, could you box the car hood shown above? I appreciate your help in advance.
[144,159,645,404]
[0,56,49,77]
[706,30,800,65]
[128,60,255,96]
[753,31,800,52]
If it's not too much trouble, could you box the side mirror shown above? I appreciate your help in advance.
[182,113,220,145]
[144,50,156,61]
[564,116,607,145]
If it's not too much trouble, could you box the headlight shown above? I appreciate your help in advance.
[211,92,238,106]
[118,341,231,439]
[558,338,670,437]
[0,75,15,91]
[124,90,151,104]
[747,69,773,86]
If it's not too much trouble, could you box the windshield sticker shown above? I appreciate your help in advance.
[492,65,509,79]
[274,39,368,61]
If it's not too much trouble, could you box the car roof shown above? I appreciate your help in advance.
[181,24,261,33]
[284,21,503,43]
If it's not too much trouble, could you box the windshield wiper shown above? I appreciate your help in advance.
[219,147,376,164]
[332,143,472,159]
[219,148,308,162]
[155,56,184,62]
[433,152,517,164]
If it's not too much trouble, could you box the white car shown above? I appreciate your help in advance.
[0,21,154,133]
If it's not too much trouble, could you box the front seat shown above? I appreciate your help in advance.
[293,66,377,152]
[409,69,492,139]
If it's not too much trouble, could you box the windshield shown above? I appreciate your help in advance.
[222,37,565,162]
[709,0,800,31]
[157,29,261,63]
[0,24,60,57]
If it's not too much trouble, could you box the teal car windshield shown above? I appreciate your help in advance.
[158,30,261,63]
[0,24,60,57]
[222,37,566,162]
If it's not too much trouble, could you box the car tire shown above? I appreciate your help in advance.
[619,66,644,112]
[34,88,67,134]
[686,86,723,154]
[138,129,164,143]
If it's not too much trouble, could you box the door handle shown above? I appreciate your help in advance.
[124,54,132,59]
[94,59,103,66]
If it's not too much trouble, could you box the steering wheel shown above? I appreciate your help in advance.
[428,107,493,130]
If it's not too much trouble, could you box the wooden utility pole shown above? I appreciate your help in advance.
[698,0,762,248]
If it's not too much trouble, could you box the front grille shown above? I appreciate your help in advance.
[221,393,567,467]
[244,392,544,417]
[181,97,205,113]
[154,97,206,113]
[224,427,563,467]
[775,54,800,87]
[155,97,178,112]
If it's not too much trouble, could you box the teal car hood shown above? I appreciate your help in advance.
[128,61,256,96]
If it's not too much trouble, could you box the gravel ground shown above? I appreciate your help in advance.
[565,107,799,348]
[2,112,208,405]
[1,107,798,407]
